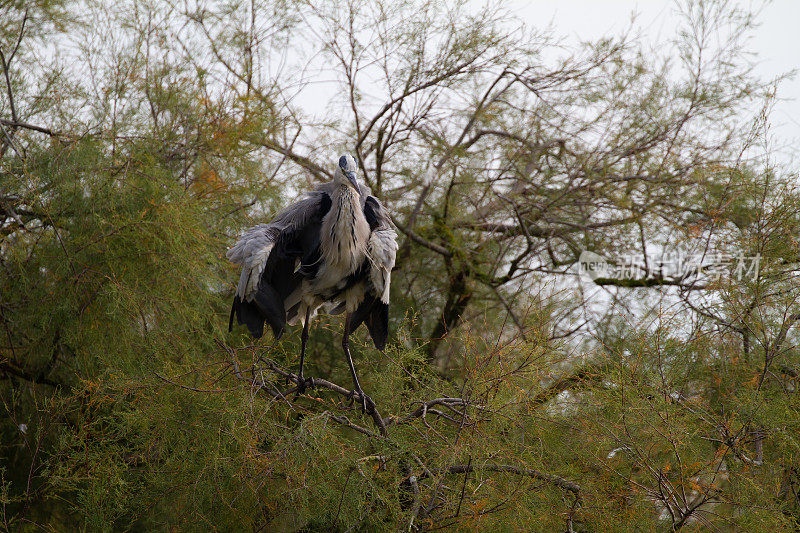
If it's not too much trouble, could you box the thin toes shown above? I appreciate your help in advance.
[359,393,373,414]
[293,379,307,398]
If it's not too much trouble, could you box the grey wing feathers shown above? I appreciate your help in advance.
[347,195,397,351]
[226,223,278,301]
[227,192,326,302]
[368,228,397,304]
[363,195,397,303]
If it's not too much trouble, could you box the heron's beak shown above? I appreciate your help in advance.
[346,171,360,192]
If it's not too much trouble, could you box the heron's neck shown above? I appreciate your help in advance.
[331,184,359,213]
[321,185,369,272]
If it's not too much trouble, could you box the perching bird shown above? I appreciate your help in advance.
[227,154,398,412]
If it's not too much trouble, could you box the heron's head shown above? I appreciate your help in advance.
[336,154,360,192]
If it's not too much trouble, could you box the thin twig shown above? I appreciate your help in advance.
[418,463,582,498]
[154,372,237,393]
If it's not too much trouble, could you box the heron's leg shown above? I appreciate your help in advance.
[343,313,372,413]
[294,307,313,397]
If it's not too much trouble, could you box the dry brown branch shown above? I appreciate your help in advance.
[254,357,388,435]
[419,463,582,498]
[209,338,484,439]
[0,118,56,137]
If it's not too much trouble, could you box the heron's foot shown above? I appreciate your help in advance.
[346,387,374,414]
[293,376,316,399]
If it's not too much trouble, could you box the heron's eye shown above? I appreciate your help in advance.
[339,155,348,169]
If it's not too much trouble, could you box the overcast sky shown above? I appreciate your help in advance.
[513,0,799,163]
[294,1,798,166]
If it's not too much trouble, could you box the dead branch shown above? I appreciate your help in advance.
[242,356,389,436]
[0,118,57,137]
[418,463,582,498]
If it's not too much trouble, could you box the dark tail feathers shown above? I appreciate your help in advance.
[350,295,389,351]
[229,284,287,340]
[230,295,265,338]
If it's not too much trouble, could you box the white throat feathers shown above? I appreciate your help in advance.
[319,184,370,283]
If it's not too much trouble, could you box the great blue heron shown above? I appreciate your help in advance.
[227,154,398,412]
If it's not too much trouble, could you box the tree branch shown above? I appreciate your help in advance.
[253,137,332,182]
[419,463,582,498]
[530,363,608,406]
[0,118,57,136]
[0,358,60,387]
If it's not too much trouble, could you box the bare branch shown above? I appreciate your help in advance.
[419,463,582,498]
[0,118,56,136]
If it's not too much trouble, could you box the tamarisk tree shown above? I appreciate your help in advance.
[2,0,798,530]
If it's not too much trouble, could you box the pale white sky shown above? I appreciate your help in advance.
[514,0,799,161]
[294,1,798,165]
